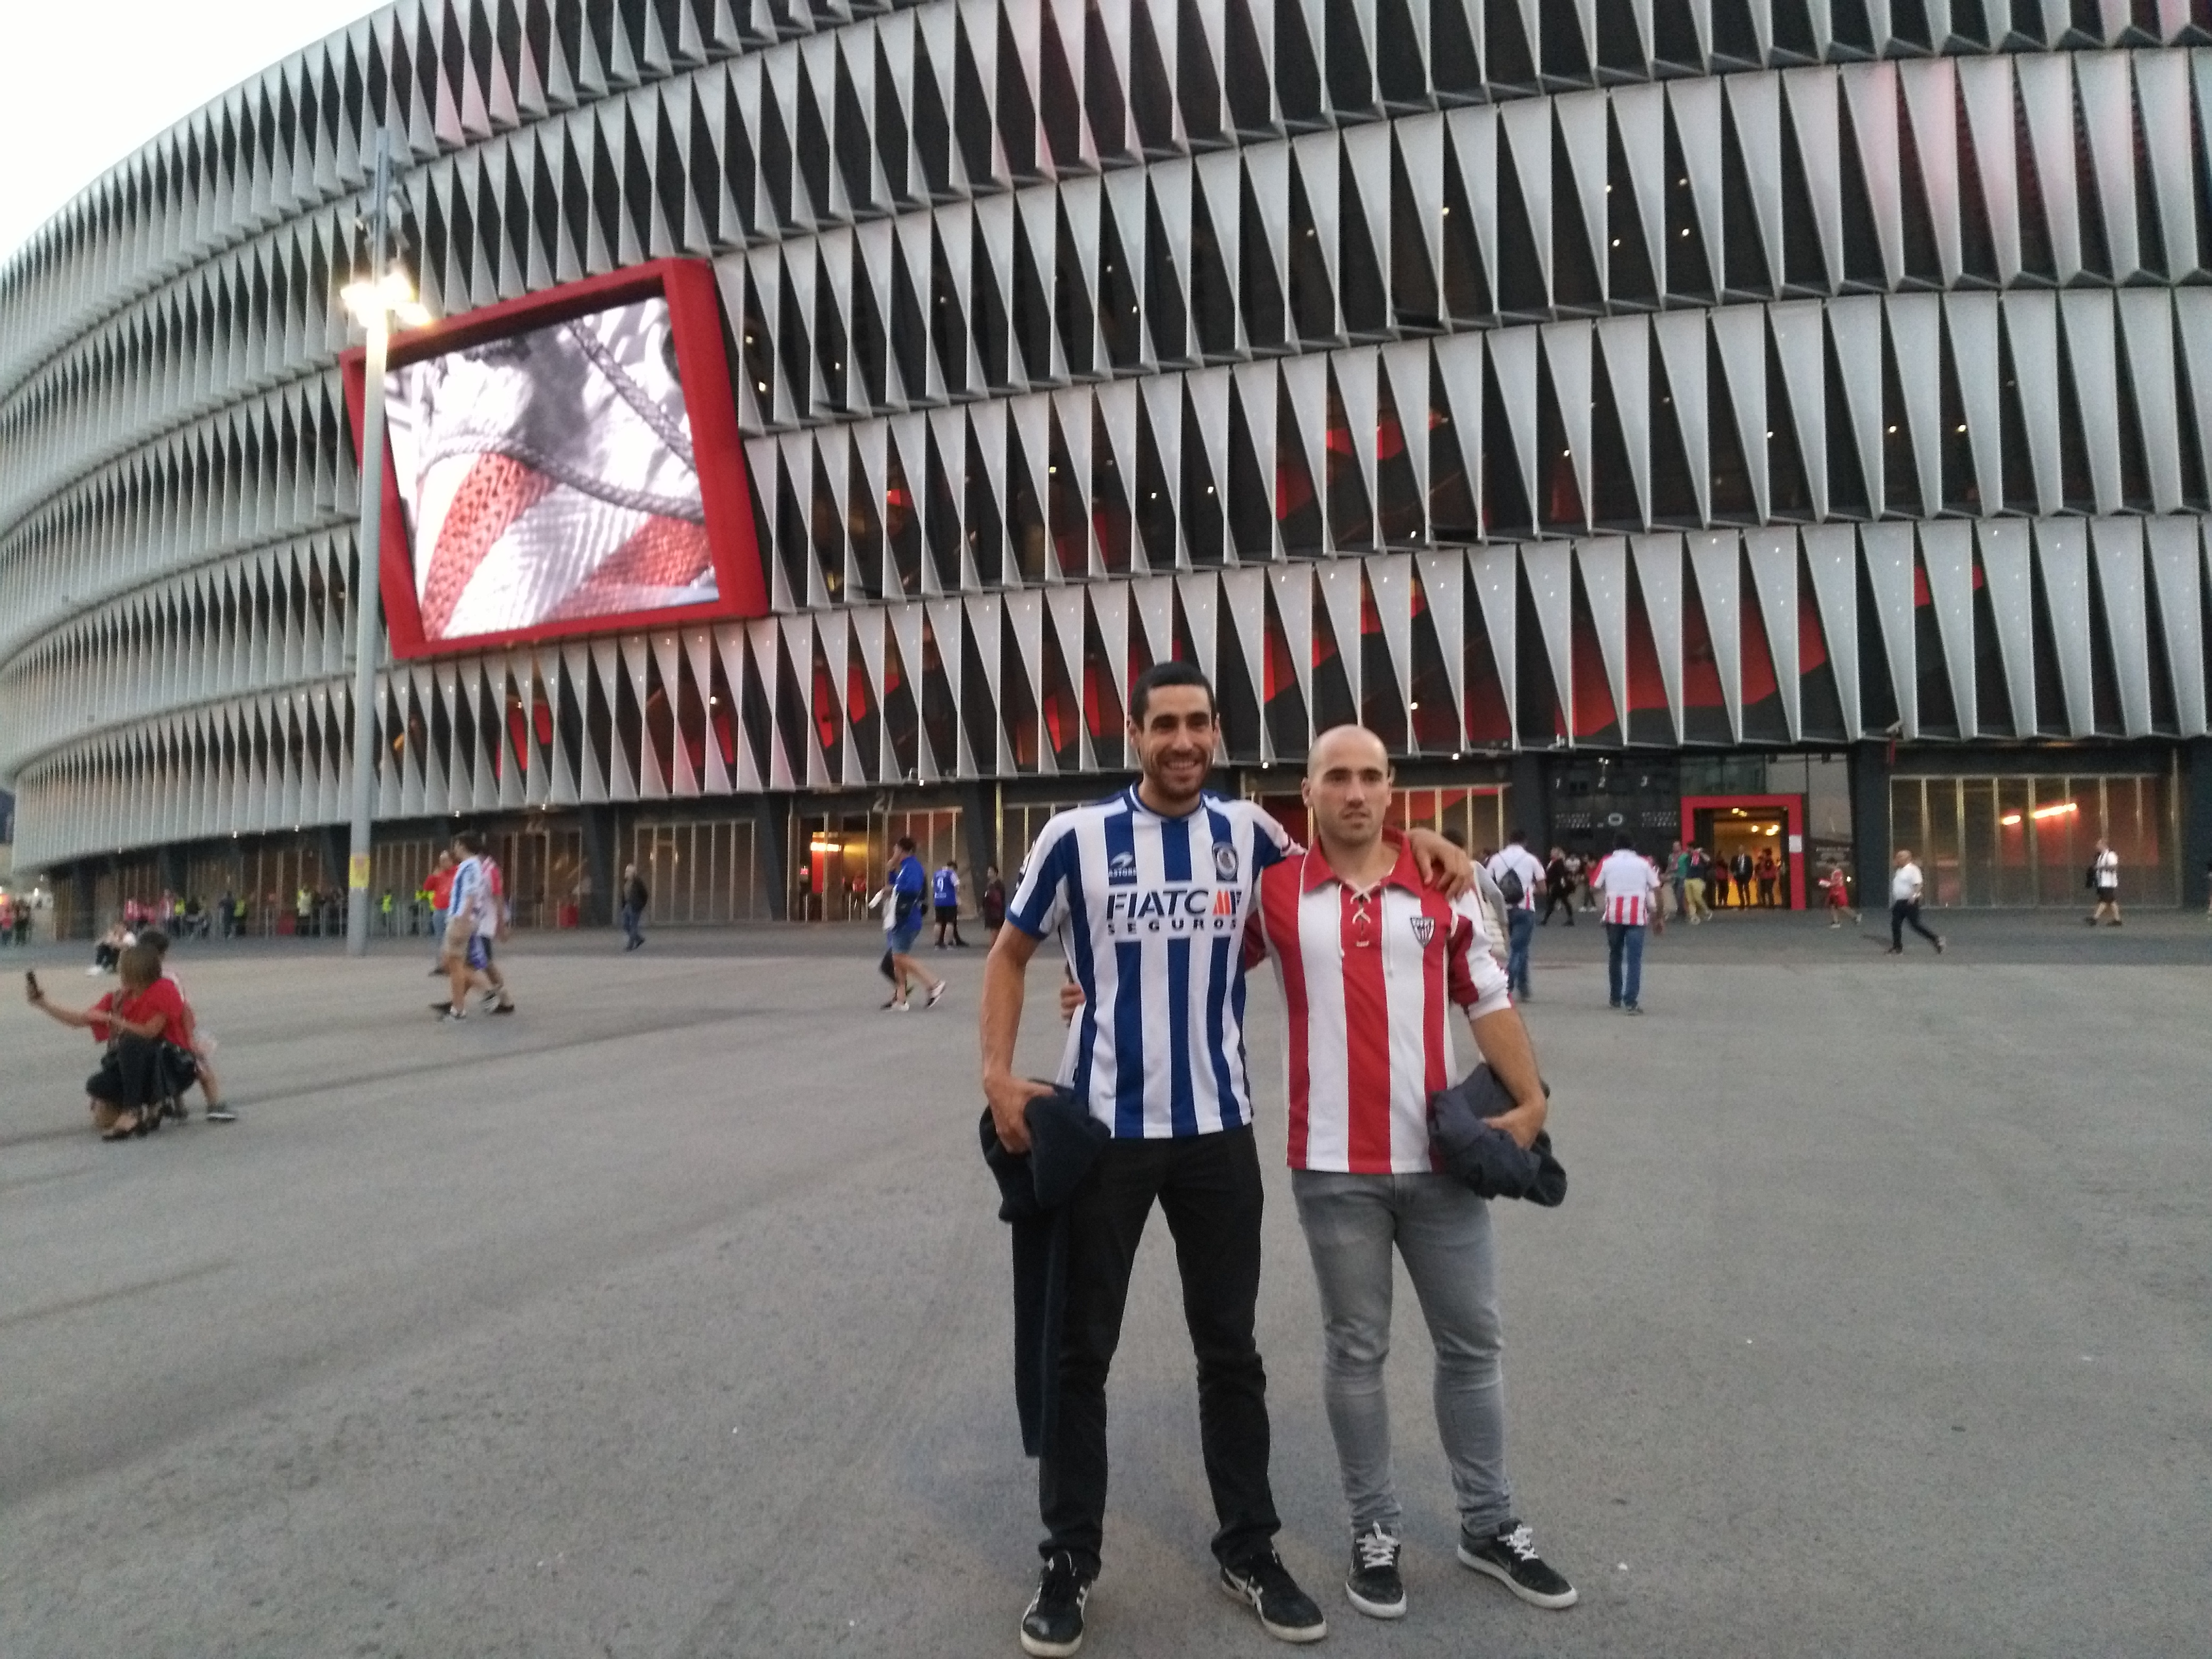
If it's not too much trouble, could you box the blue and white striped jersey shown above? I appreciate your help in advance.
[1006,787,1291,1138]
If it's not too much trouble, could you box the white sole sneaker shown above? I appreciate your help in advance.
[1344,1582,1406,1620]
[1456,1543,1579,1609]
[1216,1571,1328,1643]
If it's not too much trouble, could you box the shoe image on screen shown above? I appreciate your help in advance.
[383,297,715,644]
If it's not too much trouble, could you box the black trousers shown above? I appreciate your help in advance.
[1891,898,1940,949]
[1040,1124,1277,1577]
[1541,888,1574,924]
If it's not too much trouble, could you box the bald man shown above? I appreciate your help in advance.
[1241,727,1576,1622]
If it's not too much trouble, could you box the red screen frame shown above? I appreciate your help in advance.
[340,258,765,660]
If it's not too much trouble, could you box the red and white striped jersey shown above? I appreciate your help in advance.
[1594,849,1661,925]
[1245,837,1514,1174]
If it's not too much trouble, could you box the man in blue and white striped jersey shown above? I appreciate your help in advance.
[981,661,1472,1657]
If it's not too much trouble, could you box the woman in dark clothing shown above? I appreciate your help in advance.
[1541,849,1576,925]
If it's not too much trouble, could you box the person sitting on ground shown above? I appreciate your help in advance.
[89,920,132,976]
[27,944,188,1140]
[136,929,237,1123]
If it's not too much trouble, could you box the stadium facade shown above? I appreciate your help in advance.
[5,0,2212,933]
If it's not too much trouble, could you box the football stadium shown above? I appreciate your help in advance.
[4,0,2211,929]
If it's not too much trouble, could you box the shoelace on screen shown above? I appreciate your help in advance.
[1355,1528,1400,1570]
[1498,1523,1539,1561]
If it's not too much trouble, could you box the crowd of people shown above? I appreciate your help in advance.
[0,890,44,945]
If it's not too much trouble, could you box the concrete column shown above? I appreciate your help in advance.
[1849,742,1892,908]
[1508,751,1549,854]
[2183,739,2212,909]
[755,794,792,920]
[578,806,617,927]
[959,782,998,893]
[72,863,97,941]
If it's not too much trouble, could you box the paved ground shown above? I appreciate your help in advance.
[1,910,2206,1657]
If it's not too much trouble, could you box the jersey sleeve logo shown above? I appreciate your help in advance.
[1409,914,1435,946]
[1212,842,1239,882]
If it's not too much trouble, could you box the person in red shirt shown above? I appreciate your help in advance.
[424,850,458,977]
[1242,725,1576,1622]
[26,944,189,1139]
[1823,864,1855,927]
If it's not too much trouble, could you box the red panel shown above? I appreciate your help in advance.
[340,259,765,661]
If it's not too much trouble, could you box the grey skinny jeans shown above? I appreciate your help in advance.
[1291,1169,1513,1539]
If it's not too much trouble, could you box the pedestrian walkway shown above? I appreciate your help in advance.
[1,922,2206,1656]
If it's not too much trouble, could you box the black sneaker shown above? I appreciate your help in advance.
[1344,1524,1405,1620]
[1457,1522,1577,1609]
[1019,1552,1091,1658]
[1220,1547,1327,1643]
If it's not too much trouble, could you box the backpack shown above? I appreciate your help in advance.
[1496,864,1524,907]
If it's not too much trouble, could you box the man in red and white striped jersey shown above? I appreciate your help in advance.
[1243,726,1576,1623]
[1591,832,1662,1015]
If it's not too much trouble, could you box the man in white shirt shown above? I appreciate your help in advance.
[2087,839,2122,926]
[1887,849,1945,956]
[1482,831,1546,1001]
[1590,834,1662,1014]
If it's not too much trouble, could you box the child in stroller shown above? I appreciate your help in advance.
[27,945,196,1140]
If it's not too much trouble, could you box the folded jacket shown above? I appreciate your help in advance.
[1427,1064,1568,1206]
[979,1087,1111,1456]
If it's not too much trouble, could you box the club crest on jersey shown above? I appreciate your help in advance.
[1409,915,1435,946]
[1212,842,1239,882]
[1107,850,1138,886]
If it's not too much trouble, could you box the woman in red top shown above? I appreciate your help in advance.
[26,944,188,1139]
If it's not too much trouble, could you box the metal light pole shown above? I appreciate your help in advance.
[344,129,395,957]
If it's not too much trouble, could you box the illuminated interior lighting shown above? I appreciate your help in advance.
[2031,801,2078,819]
[2000,812,2023,826]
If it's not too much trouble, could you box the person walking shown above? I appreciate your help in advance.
[2086,839,2121,926]
[1483,832,1546,1001]
[1822,865,1855,927]
[620,863,650,950]
[1730,850,1754,909]
[1539,848,1574,926]
[1887,849,1945,956]
[1668,841,1688,920]
[1592,833,1661,1013]
[981,663,1473,1657]
[1683,847,1710,923]
[885,837,945,1010]
[1755,848,1779,908]
[933,860,970,948]
[981,864,1008,939]
[1244,725,1576,1624]
[424,851,457,976]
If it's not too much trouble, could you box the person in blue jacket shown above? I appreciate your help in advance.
[886,836,946,1011]
[933,860,970,949]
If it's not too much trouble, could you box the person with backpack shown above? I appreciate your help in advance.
[2086,839,2121,927]
[1483,831,1546,1001]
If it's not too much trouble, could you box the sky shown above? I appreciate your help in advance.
[0,0,383,264]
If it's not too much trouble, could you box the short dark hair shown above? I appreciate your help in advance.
[1509,828,1527,844]
[456,831,485,854]
[1129,660,1214,725]
[1615,831,1634,850]
[139,927,171,956]
[894,835,916,852]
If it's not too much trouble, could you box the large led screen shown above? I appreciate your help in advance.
[343,261,764,659]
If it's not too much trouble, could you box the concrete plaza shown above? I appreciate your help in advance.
[2,911,2207,1657]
